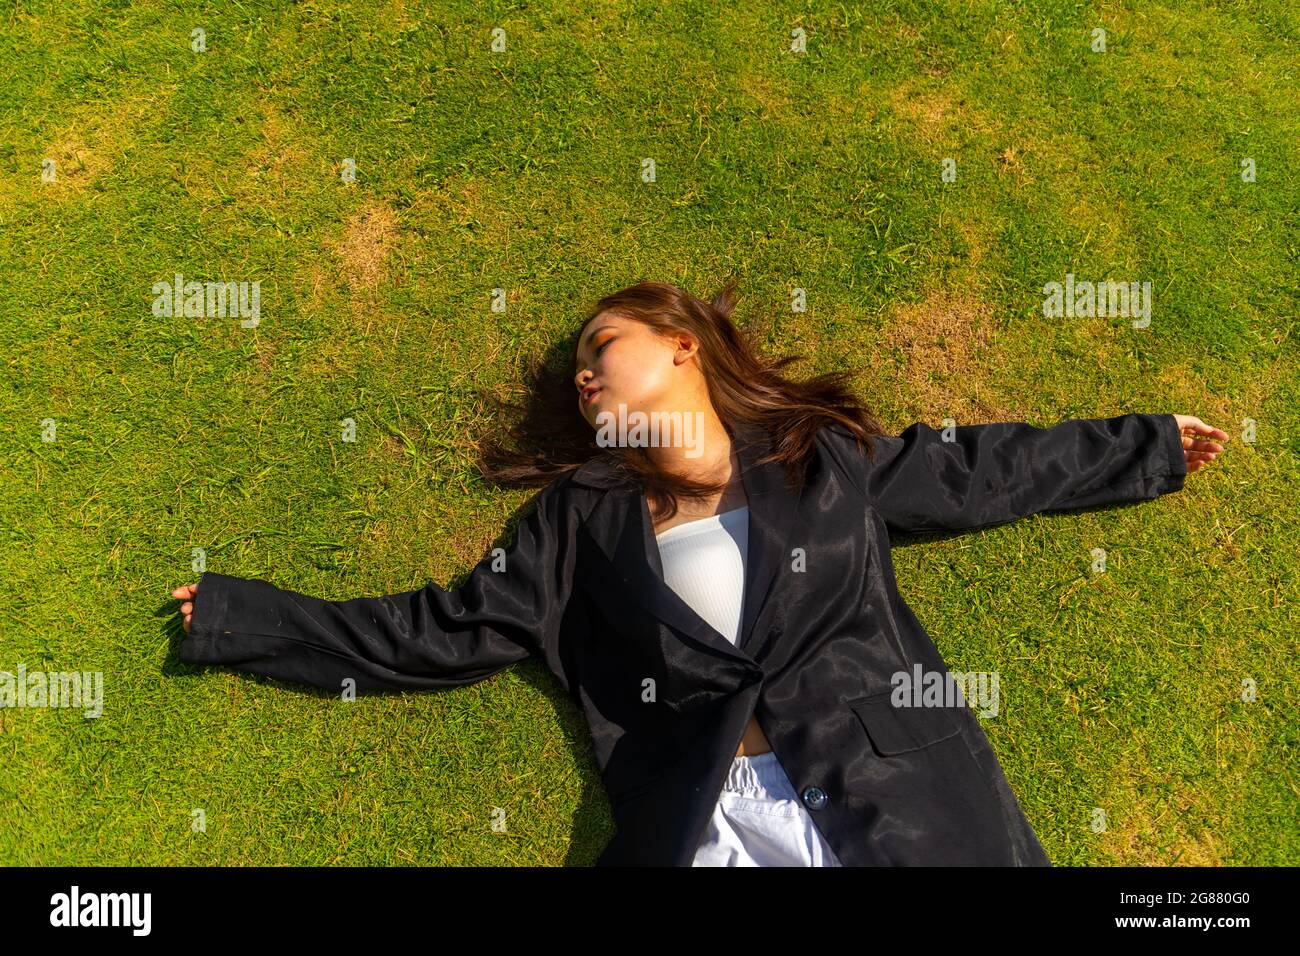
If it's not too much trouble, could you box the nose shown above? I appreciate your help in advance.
[575,369,591,393]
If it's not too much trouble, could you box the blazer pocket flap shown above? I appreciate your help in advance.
[850,696,963,755]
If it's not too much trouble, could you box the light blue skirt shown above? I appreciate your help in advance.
[691,751,843,867]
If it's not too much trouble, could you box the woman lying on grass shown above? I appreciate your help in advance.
[172,278,1227,866]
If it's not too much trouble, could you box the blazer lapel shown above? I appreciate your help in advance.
[572,420,808,664]
[731,422,808,655]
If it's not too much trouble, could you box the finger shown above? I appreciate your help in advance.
[181,602,193,615]
[1181,422,1229,440]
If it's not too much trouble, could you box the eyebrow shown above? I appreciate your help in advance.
[575,324,615,372]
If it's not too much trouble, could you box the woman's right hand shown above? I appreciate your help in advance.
[172,581,199,634]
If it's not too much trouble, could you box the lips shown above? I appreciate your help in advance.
[583,386,602,406]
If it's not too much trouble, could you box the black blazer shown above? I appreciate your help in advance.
[180,413,1187,865]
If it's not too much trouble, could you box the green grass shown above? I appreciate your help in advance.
[0,0,1296,865]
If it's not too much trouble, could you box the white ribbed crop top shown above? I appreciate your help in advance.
[653,507,749,646]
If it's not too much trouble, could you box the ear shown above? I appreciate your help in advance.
[673,331,701,365]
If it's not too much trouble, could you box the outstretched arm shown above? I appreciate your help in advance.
[831,412,1223,537]
[173,477,579,695]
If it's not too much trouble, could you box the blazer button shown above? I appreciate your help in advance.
[801,786,828,811]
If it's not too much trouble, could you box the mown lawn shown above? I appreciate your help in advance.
[0,0,1295,865]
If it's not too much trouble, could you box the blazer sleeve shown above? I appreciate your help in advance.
[835,413,1186,535]
[178,476,580,694]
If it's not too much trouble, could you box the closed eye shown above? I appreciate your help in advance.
[576,337,613,381]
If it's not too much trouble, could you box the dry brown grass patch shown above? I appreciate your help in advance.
[888,79,996,142]
[243,103,311,188]
[876,287,1016,424]
[329,202,401,293]
[34,91,168,199]
[738,71,791,116]
[1095,747,1235,865]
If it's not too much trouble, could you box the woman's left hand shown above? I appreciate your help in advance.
[1172,414,1229,473]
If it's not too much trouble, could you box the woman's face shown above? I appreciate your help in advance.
[572,312,692,430]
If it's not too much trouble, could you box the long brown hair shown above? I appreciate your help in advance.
[476,278,888,522]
